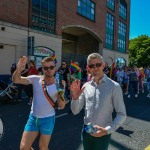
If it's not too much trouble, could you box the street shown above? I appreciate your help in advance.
[0,90,150,150]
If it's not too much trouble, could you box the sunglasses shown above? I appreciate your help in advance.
[88,63,103,69]
[43,66,55,71]
[62,63,66,65]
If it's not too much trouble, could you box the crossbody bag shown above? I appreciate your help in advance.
[41,77,58,109]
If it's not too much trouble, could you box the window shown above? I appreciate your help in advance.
[118,21,126,37]
[106,13,114,49]
[119,2,127,20]
[116,57,126,66]
[106,0,114,11]
[31,0,56,34]
[78,0,95,21]
[118,39,126,52]
[118,21,126,52]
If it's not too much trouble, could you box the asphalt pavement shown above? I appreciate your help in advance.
[0,88,150,150]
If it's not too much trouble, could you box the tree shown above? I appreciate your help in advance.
[129,35,150,67]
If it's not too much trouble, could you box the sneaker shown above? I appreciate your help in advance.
[124,93,128,95]
[147,94,150,98]
[135,94,138,98]
[127,95,130,98]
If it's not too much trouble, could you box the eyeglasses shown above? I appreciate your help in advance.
[62,63,66,65]
[88,63,103,69]
[43,66,55,71]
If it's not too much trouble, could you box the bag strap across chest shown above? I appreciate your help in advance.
[41,76,58,109]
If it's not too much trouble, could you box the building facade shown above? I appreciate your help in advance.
[0,0,130,76]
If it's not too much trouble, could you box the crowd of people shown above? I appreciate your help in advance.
[56,59,150,100]
[11,56,150,102]
[9,53,150,150]
[108,65,150,99]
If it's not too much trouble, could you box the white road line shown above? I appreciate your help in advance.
[56,113,69,118]
[145,145,150,150]
[0,118,4,140]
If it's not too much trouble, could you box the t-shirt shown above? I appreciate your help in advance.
[28,75,57,118]
[129,71,138,81]
[28,66,38,75]
[139,74,145,81]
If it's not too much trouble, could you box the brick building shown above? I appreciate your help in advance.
[0,0,130,76]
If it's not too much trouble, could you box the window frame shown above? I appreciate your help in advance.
[106,12,114,50]
[119,2,127,20]
[106,0,115,11]
[77,0,96,21]
[118,21,126,53]
[31,0,56,34]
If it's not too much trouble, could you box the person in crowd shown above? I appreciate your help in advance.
[12,56,66,150]
[116,67,124,86]
[28,60,38,75]
[144,66,150,78]
[26,60,39,105]
[138,67,145,93]
[127,66,139,98]
[11,63,17,76]
[58,61,70,100]
[134,66,140,94]
[103,62,110,77]
[146,68,150,98]
[37,66,43,75]
[81,64,88,84]
[112,67,118,81]
[123,67,129,95]
[70,53,126,150]
[11,60,29,102]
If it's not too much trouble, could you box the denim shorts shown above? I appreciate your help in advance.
[24,114,55,135]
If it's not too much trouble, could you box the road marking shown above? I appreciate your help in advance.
[145,145,150,150]
[0,118,4,141]
[56,113,69,118]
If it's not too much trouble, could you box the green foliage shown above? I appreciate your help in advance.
[129,35,150,67]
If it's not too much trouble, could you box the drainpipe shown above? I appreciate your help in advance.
[27,0,31,56]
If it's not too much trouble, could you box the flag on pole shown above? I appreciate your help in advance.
[70,61,79,72]
[51,54,57,64]
[109,62,115,79]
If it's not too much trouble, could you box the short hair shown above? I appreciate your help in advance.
[29,60,36,66]
[87,53,104,65]
[62,60,67,64]
[41,57,54,65]
[139,67,144,73]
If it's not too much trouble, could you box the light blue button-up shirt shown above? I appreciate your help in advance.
[71,75,127,134]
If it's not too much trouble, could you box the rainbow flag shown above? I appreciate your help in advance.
[70,61,79,72]
[51,54,57,64]
[109,62,115,79]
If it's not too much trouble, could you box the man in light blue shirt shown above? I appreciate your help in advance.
[71,53,126,150]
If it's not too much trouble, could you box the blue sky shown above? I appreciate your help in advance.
[130,0,150,39]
